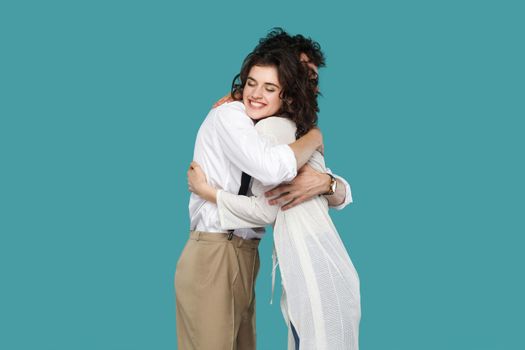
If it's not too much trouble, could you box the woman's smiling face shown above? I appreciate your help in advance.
[242,65,283,121]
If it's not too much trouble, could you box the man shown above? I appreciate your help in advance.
[260,31,351,211]
[176,29,352,350]
[214,28,352,211]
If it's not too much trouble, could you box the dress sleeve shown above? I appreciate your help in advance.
[217,190,279,229]
[214,104,297,186]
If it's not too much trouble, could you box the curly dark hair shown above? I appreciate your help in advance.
[231,47,318,138]
[254,27,326,68]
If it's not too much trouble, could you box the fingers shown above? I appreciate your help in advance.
[189,161,202,172]
[268,192,295,206]
[213,97,225,108]
[212,94,233,108]
[187,161,201,193]
[265,184,291,198]
[187,169,194,192]
[281,196,308,211]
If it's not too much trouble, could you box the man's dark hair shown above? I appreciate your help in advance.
[254,27,326,68]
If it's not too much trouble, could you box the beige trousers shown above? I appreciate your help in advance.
[175,231,260,350]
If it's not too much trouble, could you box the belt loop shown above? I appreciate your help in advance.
[195,231,200,241]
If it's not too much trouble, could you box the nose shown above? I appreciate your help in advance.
[251,86,263,99]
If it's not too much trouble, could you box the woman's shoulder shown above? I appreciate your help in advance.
[255,117,297,144]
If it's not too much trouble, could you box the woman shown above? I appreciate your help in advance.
[188,84,361,349]
[176,45,324,350]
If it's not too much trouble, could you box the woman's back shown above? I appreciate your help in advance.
[254,117,361,349]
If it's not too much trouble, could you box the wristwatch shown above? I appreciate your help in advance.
[324,173,337,195]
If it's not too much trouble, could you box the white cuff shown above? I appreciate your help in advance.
[327,169,353,210]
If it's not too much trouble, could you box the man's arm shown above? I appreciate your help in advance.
[265,164,352,210]
[326,171,352,209]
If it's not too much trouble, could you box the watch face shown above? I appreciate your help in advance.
[326,175,336,195]
[324,174,336,195]
[331,182,336,194]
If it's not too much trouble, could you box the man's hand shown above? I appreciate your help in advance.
[212,93,234,108]
[265,164,331,210]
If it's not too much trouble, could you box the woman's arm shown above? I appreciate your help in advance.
[187,161,278,229]
[217,190,278,229]
[289,127,323,169]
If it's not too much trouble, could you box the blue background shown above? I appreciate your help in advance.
[1,0,524,349]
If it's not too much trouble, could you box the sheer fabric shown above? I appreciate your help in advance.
[217,117,361,350]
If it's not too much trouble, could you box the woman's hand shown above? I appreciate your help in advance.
[187,161,217,203]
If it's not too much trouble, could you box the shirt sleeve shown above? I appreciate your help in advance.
[214,104,297,186]
[326,168,353,210]
[217,190,279,230]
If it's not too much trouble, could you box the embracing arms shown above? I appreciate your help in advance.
[265,165,351,210]
[214,104,323,186]
[188,161,278,228]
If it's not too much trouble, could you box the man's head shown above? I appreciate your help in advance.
[253,28,325,85]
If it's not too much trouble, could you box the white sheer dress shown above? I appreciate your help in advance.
[216,117,361,350]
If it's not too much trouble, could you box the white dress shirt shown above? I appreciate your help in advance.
[189,101,353,240]
[326,167,353,209]
[189,101,298,239]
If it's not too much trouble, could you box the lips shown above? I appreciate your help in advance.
[248,99,266,109]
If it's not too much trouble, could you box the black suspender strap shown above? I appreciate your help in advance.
[227,172,252,240]
[238,172,252,196]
